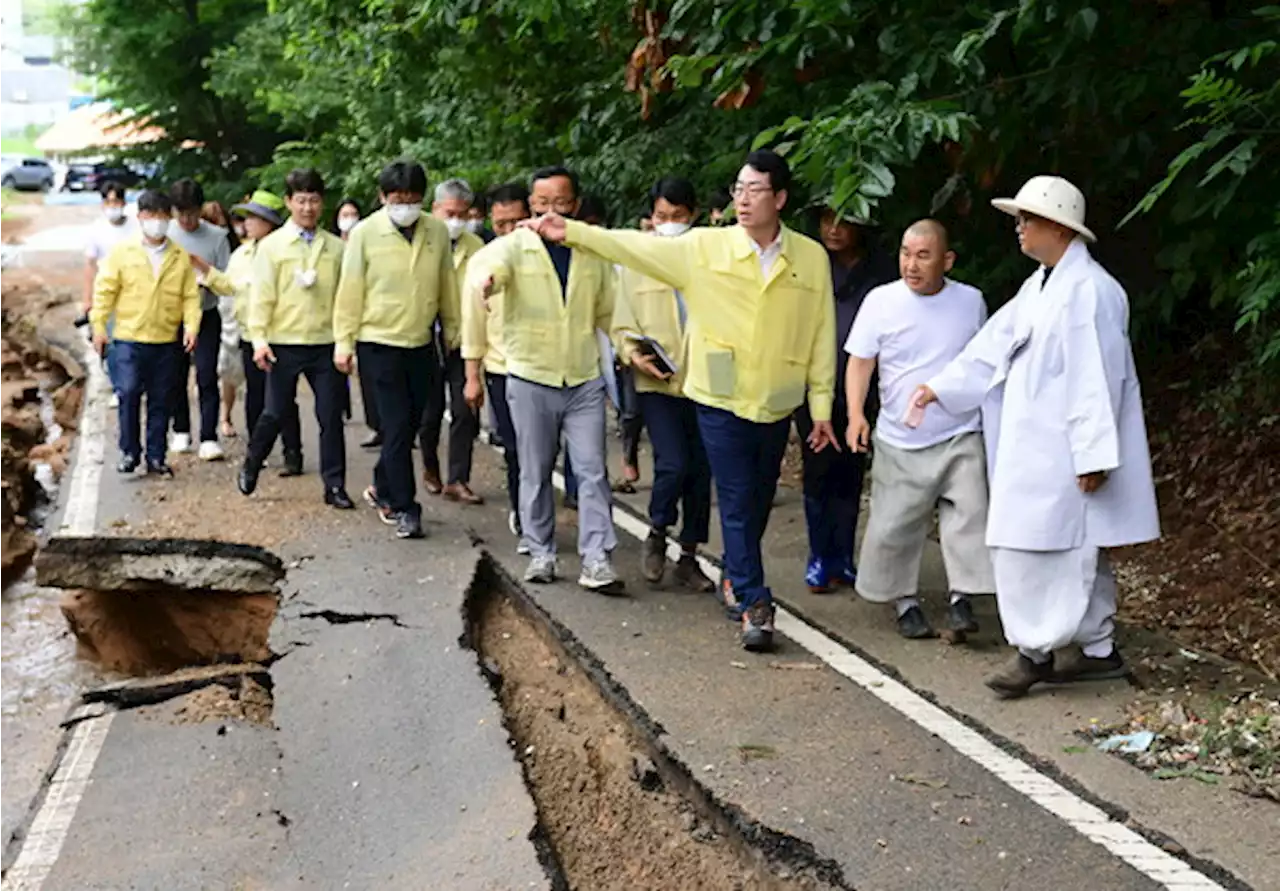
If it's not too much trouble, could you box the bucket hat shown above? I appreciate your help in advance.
[231,190,286,227]
[991,176,1095,243]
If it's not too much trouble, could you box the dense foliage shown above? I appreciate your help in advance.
[64,0,1280,369]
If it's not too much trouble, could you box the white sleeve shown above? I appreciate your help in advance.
[928,299,1017,414]
[843,289,882,359]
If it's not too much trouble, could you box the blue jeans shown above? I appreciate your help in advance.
[639,392,710,544]
[696,404,791,608]
[114,340,178,464]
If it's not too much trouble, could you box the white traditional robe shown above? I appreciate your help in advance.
[927,239,1160,651]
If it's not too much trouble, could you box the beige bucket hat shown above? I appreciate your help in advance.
[992,175,1096,243]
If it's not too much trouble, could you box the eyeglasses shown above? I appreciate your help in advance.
[729,182,774,199]
[1015,212,1043,229]
[290,195,324,208]
[530,199,577,213]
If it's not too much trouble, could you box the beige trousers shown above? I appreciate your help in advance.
[855,432,995,603]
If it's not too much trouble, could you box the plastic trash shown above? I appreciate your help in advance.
[1096,730,1157,753]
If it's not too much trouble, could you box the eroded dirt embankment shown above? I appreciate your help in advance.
[1,303,83,583]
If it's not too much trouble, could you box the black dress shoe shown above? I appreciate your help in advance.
[238,461,260,495]
[325,487,355,510]
[896,605,934,640]
[946,596,980,633]
[145,461,174,478]
[361,431,383,449]
[117,455,139,474]
[278,450,303,477]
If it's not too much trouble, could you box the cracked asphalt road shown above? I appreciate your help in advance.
[4,384,1270,891]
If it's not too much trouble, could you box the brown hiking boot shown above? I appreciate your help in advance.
[985,654,1054,700]
[641,534,666,583]
[672,555,715,593]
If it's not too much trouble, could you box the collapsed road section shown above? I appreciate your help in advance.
[465,556,850,891]
[35,536,285,675]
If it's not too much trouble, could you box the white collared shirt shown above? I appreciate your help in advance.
[752,230,783,276]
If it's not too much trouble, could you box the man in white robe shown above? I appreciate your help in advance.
[907,176,1160,699]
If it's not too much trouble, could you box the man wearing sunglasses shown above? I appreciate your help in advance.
[527,150,838,653]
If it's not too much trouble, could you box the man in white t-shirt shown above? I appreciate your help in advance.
[844,219,995,640]
[83,181,138,403]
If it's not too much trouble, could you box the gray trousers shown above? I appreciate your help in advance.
[856,431,995,602]
[507,376,617,562]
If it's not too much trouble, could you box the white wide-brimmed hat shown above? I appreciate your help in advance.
[992,175,1095,243]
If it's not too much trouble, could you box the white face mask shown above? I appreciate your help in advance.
[337,215,359,234]
[655,221,690,238]
[443,217,467,240]
[464,219,484,235]
[104,206,126,224]
[386,203,423,228]
[141,219,169,241]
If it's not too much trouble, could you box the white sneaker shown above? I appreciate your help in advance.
[197,440,225,462]
[524,555,557,584]
[108,392,120,408]
[516,539,531,556]
[169,433,193,454]
[579,557,624,594]
[507,510,520,537]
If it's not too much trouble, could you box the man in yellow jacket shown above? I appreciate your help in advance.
[419,177,486,504]
[334,160,460,540]
[235,169,351,509]
[91,189,200,476]
[471,166,621,592]
[611,176,715,594]
[461,182,532,546]
[529,150,839,652]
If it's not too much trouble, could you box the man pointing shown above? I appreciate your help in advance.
[908,175,1160,699]
[528,150,838,652]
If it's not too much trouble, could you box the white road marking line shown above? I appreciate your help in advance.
[3,342,114,891]
[532,455,1227,890]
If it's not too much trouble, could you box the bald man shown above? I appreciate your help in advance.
[844,220,995,640]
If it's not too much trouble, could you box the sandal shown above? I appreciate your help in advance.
[219,421,238,439]
[611,479,637,495]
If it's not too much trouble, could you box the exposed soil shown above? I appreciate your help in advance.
[166,674,274,726]
[60,587,277,675]
[1116,338,1279,680]
[474,586,842,891]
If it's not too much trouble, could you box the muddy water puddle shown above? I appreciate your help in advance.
[1,570,110,720]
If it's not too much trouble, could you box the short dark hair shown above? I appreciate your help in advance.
[378,160,428,196]
[707,188,732,212]
[470,192,487,215]
[285,167,325,197]
[578,193,607,224]
[169,178,204,211]
[744,150,791,194]
[137,189,172,215]
[649,177,697,213]
[99,180,127,202]
[530,165,579,197]
[488,182,530,212]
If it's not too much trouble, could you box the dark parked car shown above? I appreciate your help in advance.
[1,156,55,191]
[63,162,144,193]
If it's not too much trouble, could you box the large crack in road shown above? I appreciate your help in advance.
[465,556,851,891]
